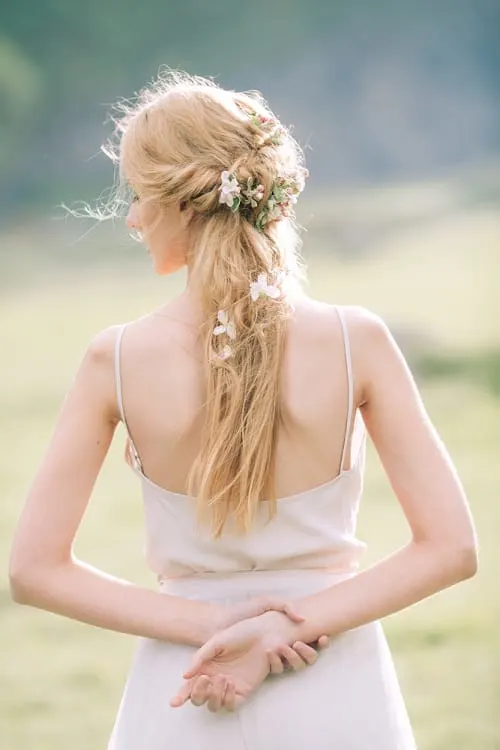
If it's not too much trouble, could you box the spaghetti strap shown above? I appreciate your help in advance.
[114,324,144,473]
[114,324,127,426]
[336,306,354,471]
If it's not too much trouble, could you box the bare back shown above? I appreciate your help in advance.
[115,295,363,500]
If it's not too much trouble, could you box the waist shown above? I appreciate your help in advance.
[158,567,355,603]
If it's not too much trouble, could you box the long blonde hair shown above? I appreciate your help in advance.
[109,71,307,536]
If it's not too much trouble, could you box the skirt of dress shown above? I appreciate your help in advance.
[108,569,417,750]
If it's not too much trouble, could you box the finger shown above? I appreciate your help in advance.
[223,680,237,712]
[170,679,193,708]
[292,641,318,665]
[190,675,212,707]
[267,649,285,674]
[183,642,221,679]
[207,676,226,713]
[258,597,305,623]
[317,635,330,649]
[277,645,307,672]
[282,602,306,623]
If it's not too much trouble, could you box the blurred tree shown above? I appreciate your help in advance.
[0,0,498,214]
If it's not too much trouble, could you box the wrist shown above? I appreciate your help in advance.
[202,603,226,642]
[257,610,301,647]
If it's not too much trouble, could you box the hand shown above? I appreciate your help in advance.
[267,634,331,675]
[171,631,331,711]
[171,611,294,710]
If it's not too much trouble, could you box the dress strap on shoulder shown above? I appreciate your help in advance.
[335,306,354,470]
[114,324,144,473]
[114,324,128,427]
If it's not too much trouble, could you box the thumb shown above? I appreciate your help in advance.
[182,640,222,679]
[263,598,305,623]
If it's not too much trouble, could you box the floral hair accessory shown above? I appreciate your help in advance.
[242,178,265,208]
[249,272,281,301]
[249,112,271,127]
[213,310,236,340]
[218,168,307,231]
[248,111,285,146]
[219,171,241,211]
[219,172,265,214]
[212,309,237,361]
[218,344,233,360]
[255,172,307,231]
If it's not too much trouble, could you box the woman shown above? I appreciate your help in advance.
[9,72,477,749]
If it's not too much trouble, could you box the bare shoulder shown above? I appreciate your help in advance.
[72,324,128,422]
[292,299,403,407]
[292,297,384,337]
[340,305,411,401]
[85,324,122,364]
[335,304,388,343]
[293,297,392,362]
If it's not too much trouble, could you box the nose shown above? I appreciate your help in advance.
[126,202,140,231]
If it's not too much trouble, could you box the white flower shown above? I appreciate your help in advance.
[218,344,233,360]
[249,273,281,301]
[219,171,241,209]
[213,310,236,340]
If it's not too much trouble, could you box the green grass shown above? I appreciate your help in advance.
[0,191,499,749]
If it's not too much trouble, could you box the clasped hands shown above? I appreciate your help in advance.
[170,596,328,713]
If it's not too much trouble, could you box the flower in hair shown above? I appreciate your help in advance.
[249,273,281,301]
[242,178,265,208]
[218,164,307,231]
[248,111,285,146]
[213,310,236,340]
[218,344,233,360]
[249,112,271,127]
[219,171,241,211]
[255,171,307,231]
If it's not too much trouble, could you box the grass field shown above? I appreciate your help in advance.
[0,184,499,749]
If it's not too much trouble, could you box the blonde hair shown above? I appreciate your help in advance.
[108,71,307,536]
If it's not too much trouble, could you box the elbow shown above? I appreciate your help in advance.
[9,558,53,605]
[9,551,72,605]
[9,563,39,604]
[436,540,479,583]
[453,543,478,580]
[10,574,33,605]
[413,536,478,585]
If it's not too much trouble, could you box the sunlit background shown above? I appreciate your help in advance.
[1,2,499,748]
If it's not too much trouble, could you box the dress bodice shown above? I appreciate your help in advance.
[133,414,367,580]
[114,305,368,583]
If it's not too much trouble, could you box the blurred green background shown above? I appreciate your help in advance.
[1,1,499,748]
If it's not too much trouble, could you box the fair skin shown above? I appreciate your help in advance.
[9,195,477,714]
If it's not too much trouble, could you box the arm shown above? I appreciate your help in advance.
[182,307,479,695]
[8,327,217,646]
[8,326,315,649]
[278,307,478,643]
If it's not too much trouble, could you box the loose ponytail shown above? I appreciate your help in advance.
[113,70,307,536]
[186,213,298,536]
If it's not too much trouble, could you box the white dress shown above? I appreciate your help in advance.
[108,309,417,749]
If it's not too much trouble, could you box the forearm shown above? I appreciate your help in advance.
[291,541,477,644]
[10,557,216,646]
